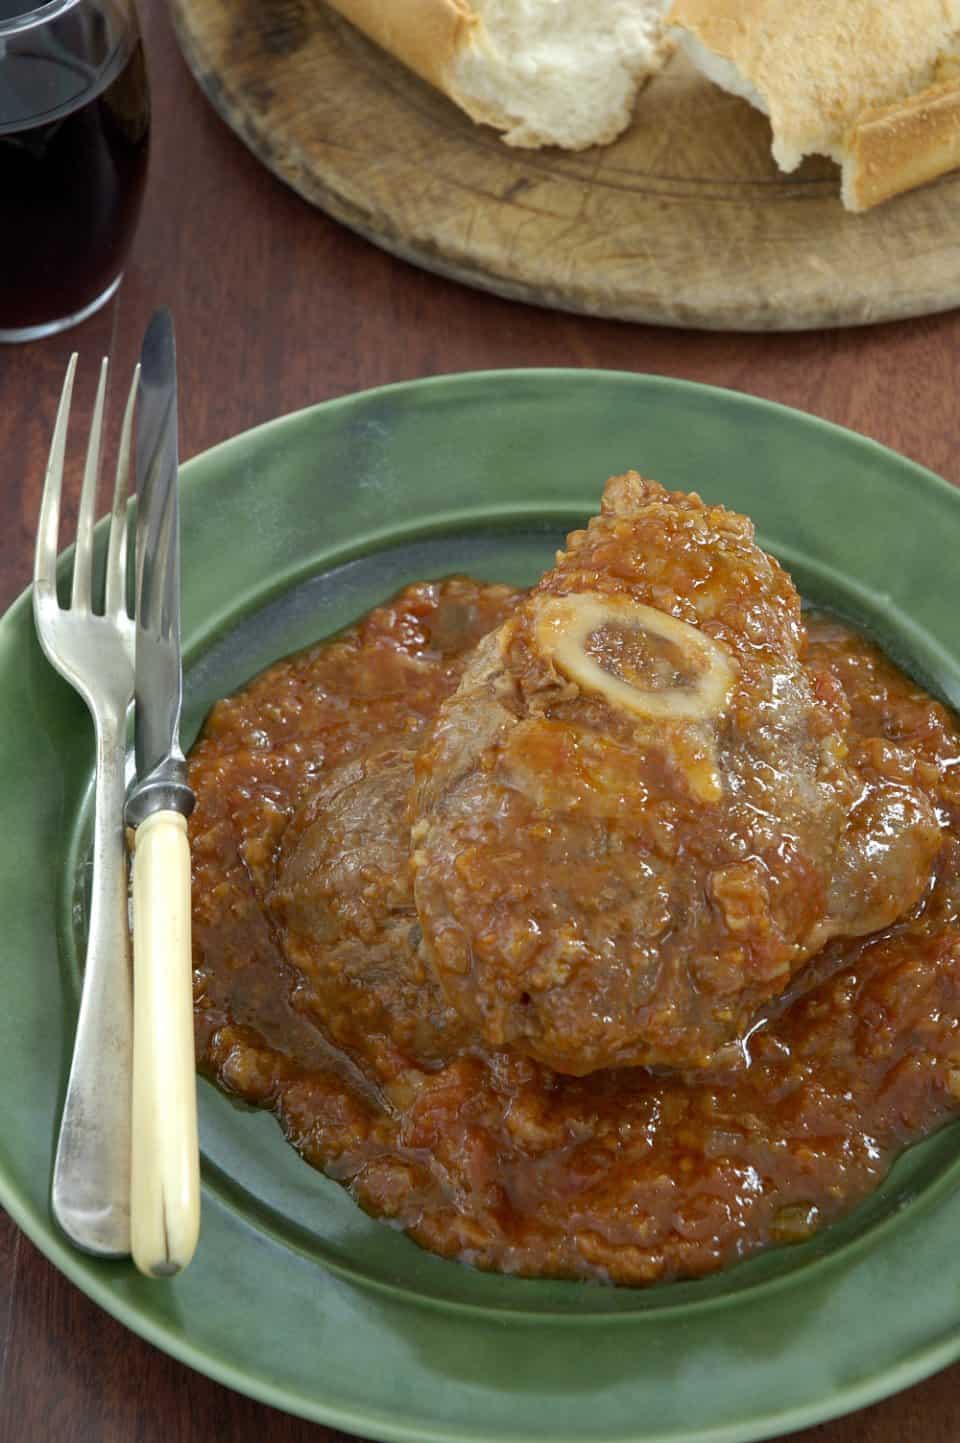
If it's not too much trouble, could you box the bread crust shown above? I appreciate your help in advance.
[323,0,478,94]
[845,76,960,210]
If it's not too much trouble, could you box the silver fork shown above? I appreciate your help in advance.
[34,354,140,1257]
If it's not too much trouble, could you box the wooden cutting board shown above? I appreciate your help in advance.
[170,0,960,331]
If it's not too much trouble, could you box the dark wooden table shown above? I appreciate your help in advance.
[3,5,960,1441]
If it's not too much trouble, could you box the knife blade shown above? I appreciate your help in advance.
[127,308,194,823]
[125,307,200,1279]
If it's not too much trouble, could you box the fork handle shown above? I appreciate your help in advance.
[130,809,200,1277]
[52,713,133,1256]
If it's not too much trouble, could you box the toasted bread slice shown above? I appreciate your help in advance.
[669,0,960,209]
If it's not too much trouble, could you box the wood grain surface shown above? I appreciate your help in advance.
[3,2,960,1441]
[166,0,960,333]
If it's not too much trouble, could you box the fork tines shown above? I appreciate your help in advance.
[34,355,140,625]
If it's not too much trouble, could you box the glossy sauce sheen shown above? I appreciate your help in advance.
[189,580,960,1284]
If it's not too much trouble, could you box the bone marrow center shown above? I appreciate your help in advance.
[533,593,737,721]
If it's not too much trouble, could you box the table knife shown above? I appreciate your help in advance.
[125,309,200,1278]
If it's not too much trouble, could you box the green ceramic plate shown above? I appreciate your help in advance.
[4,370,960,1443]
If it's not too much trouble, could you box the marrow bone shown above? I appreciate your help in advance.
[533,592,737,723]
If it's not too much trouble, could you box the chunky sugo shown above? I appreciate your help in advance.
[189,480,960,1286]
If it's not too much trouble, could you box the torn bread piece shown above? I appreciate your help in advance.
[323,0,672,149]
[668,0,960,209]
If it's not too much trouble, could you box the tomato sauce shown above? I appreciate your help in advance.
[189,580,960,1284]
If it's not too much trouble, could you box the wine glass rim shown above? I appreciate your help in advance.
[0,0,86,39]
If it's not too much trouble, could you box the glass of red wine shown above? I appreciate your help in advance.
[0,0,150,343]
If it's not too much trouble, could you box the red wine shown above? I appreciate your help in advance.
[0,2,42,18]
[0,32,149,333]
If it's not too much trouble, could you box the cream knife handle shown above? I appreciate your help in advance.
[130,809,200,1277]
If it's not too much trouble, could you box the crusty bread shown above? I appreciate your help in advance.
[324,0,960,209]
[323,0,672,150]
[321,0,475,95]
[668,0,960,209]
